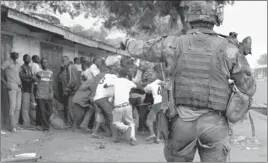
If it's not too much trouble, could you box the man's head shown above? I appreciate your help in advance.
[74,57,80,64]
[80,57,86,64]
[118,68,134,80]
[93,57,103,68]
[23,54,31,64]
[32,55,40,64]
[10,52,19,61]
[108,66,120,77]
[41,58,48,69]
[181,1,225,29]
[81,61,91,71]
[62,56,70,67]
[120,56,134,67]
[239,36,252,56]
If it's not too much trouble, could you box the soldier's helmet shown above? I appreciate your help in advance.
[180,1,225,26]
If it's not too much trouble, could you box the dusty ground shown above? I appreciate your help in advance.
[1,110,267,162]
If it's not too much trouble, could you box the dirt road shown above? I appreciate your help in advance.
[1,111,267,162]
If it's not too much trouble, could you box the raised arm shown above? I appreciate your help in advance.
[125,36,180,63]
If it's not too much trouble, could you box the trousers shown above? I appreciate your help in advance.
[112,105,135,140]
[72,103,95,128]
[164,111,230,162]
[95,97,113,124]
[8,88,22,129]
[37,99,53,130]
[63,95,74,125]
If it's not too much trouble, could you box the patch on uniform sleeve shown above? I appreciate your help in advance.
[226,45,238,59]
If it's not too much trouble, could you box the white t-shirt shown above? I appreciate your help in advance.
[144,79,162,104]
[31,62,41,75]
[81,64,100,82]
[94,74,118,101]
[104,77,136,106]
[89,64,100,77]
[75,64,82,71]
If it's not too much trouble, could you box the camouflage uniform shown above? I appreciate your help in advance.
[124,1,256,162]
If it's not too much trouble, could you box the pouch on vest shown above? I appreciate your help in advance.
[226,84,250,123]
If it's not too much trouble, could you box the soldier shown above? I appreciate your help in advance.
[121,1,256,162]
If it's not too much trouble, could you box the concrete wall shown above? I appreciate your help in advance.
[12,35,40,65]
[1,18,117,66]
[1,19,78,65]
[63,46,76,62]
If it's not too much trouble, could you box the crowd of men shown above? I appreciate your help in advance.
[1,1,258,162]
[1,52,166,146]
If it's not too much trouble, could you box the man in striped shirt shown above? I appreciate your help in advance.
[35,58,53,131]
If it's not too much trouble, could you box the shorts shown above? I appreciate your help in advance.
[146,103,162,125]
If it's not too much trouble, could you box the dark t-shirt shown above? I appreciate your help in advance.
[20,64,33,93]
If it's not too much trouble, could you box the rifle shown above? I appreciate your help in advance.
[159,63,176,118]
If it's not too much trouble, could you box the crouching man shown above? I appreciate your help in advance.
[103,70,138,146]
[72,77,95,132]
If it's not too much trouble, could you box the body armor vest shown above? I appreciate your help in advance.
[174,33,232,111]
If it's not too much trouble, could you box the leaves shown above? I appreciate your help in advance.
[2,1,234,38]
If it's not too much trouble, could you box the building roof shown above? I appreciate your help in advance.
[1,5,130,57]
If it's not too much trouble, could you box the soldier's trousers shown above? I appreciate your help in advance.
[164,111,230,162]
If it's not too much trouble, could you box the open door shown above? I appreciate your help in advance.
[40,42,63,102]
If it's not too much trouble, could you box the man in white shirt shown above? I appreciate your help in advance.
[142,70,163,144]
[31,55,41,76]
[92,73,118,139]
[103,70,138,146]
